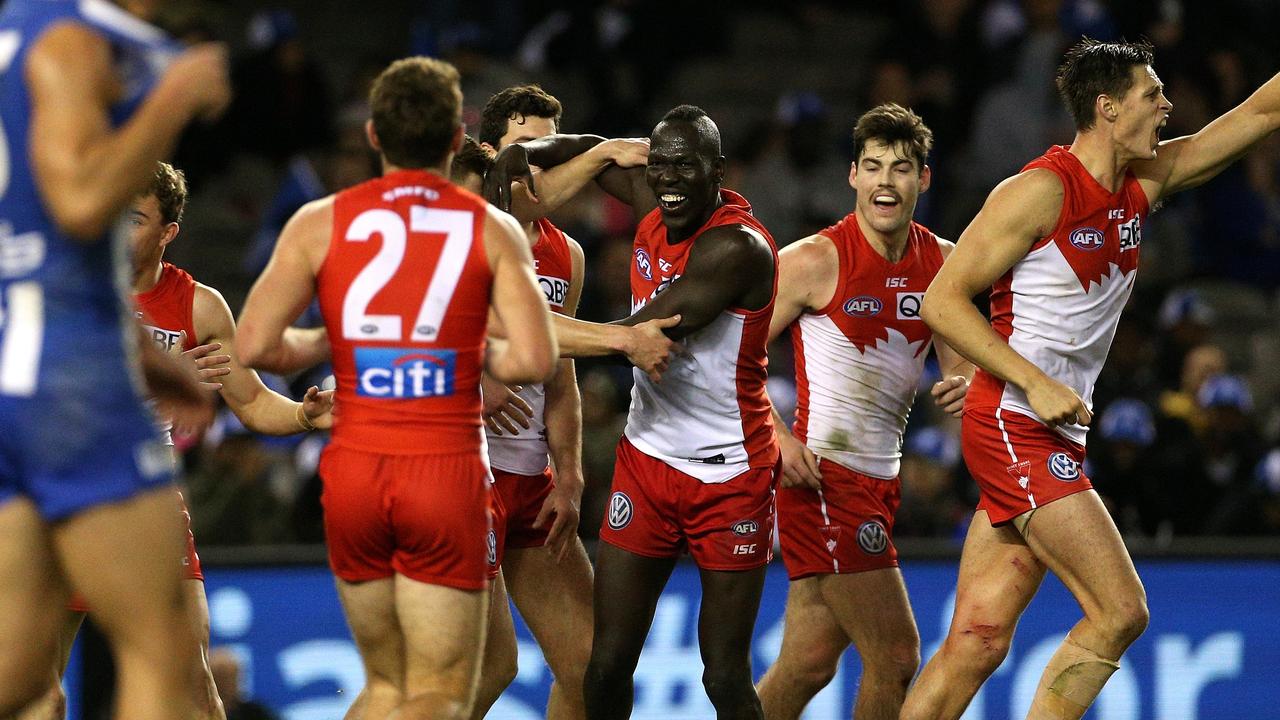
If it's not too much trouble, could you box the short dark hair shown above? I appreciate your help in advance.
[149,161,188,224]
[450,135,492,185]
[479,85,562,148]
[369,57,461,168]
[852,103,933,171]
[657,104,721,156]
[1056,38,1155,131]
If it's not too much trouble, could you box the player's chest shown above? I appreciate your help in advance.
[630,243,689,310]
[827,263,935,342]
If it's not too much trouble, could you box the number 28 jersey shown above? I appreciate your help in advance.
[317,170,493,455]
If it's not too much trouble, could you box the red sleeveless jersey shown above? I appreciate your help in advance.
[317,170,493,454]
[486,218,574,474]
[135,262,199,353]
[623,189,779,483]
[792,215,944,478]
[968,145,1149,446]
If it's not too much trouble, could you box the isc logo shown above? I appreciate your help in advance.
[355,347,456,398]
[538,275,569,307]
[732,543,758,555]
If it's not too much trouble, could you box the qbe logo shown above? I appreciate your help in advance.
[843,295,882,317]
[1070,227,1106,251]
[1047,452,1081,482]
[607,491,634,530]
[354,347,455,399]
[635,248,653,280]
[897,292,924,320]
[856,520,889,555]
[538,275,569,307]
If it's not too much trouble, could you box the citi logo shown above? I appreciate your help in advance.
[843,296,883,317]
[355,347,456,398]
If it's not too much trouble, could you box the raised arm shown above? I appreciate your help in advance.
[484,207,558,385]
[485,134,651,221]
[26,26,229,241]
[1135,70,1280,201]
[237,198,330,372]
[920,168,1091,427]
[193,285,332,435]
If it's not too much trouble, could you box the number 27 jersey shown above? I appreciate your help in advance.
[317,170,492,455]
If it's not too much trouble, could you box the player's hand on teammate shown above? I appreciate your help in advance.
[625,315,683,382]
[481,373,534,435]
[931,375,969,417]
[534,472,583,563]
[159,43,232,123]
[595,138,650,168]
[1025,376,1092,427]
[302,386,336,430]
[484,143,537,213]
[778,429,823,490]
[180,338,231,391]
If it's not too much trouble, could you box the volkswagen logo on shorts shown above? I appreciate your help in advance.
[843,295,883,317]
[731,519,759,537]
[856,521,889,555]
[635,248,653,280]
[1047,452,1081,482]
[607,492,634,530]
[1070,227,1106,251]
[486,529,497,566]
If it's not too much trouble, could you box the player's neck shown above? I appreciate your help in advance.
[522,220,539,248]
[133,259,164,294]
[1068,132,1131,194]
[854,211,910,263]
[380,160,448,179]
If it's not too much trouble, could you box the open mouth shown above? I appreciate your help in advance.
[872,192,901,210]
[658,192,688,212]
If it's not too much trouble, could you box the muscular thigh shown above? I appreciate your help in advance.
[948,511,1046,637]
[0,498,67,684]
[816,568,917,659]
[395,574,488,695]
[775,577,851,668]
[504,538,593,664]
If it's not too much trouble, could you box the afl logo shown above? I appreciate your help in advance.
[607,492,634,530]
[1070,227,1105,251]
[635,249,653,280]
[1047,452,1081,482]
[731,520,759,537]
[843,296,883,317]
[486,529,497,566]
[856,521,889,555]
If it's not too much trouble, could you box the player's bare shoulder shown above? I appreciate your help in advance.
[696,222,774,268]
[935,235,957,259]
[781,232,839,272]
[978,167,1065,241]
[191,282,235,342]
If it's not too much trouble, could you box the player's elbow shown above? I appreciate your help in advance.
[491,337,558,386]
[235,325,273,371]
[920,287,950,333]
[49,201,115,243]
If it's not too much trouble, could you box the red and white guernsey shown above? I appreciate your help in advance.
[486,218,574,474]
[134,261,199,445]
[624,189,780,483]
[317,169,493,455]
[792,215,945,479]
[968,145,1149,446]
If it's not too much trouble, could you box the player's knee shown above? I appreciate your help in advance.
[702,665,754,710]
[864,639,921,688]
[780,643,840,694]
[583,653,627,694]
[945,619,1013,674]
[479,652,519,701]
[1099,597,1149,647]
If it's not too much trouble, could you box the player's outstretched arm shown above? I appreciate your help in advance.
[484,135,649,222]
[766,234,839,343]
[618,224,774,340]
[137,326,215,432]
[920,169,1091,427]
[1135,70,1280,201]
[26,26,229,241]
[485,208,558,385]
[193,285,332,434]
[237,198,330,374]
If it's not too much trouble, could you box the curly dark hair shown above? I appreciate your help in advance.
[479,85,562,148]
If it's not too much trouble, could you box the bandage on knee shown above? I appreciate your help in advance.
[1027,636,1119,720]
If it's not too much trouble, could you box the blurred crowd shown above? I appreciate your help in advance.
[156,0,1280,546]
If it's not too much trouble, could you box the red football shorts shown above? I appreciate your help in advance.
[67,490,201,614]
[777,458,899,581]
[599,437,776,571]
[493,466,554,552]
[320,445,491,591]
[963,406,1092,526]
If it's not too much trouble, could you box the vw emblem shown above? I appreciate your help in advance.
[856,520,888,555]
[1047,452,1080,481]
[607,491,634,530]
[486,529,498,566]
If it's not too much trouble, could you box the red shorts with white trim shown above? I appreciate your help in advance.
[67,491,202,613]
[599,437,776,571]
[962,406,1091,526]
[320,444,491,591]
[493,466,554,551]
[777,459,899,581]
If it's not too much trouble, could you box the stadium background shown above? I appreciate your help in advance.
[67,0,1280,717]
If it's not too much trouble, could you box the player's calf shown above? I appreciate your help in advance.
[702,664,763,720]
